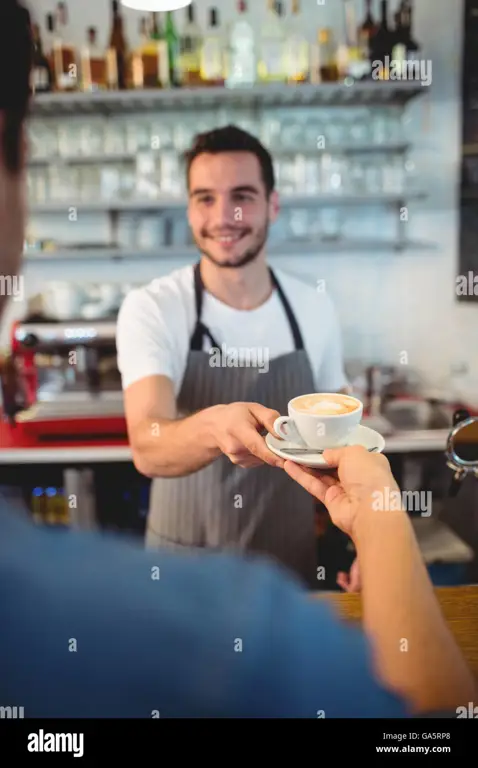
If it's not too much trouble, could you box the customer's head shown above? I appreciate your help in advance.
[0,0,32,322]
[184,125,279,270]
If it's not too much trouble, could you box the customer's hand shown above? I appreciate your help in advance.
[283,445,400,539]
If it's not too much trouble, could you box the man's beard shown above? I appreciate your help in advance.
[193,221,269,269]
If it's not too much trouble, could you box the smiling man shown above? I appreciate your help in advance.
[116,126,349,588]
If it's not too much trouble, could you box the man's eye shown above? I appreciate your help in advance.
[234,194,254,202]
[198,196,214,204]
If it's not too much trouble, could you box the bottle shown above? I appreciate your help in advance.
[258,0,286,83]
[31,21,53,93]
[358,0,378,62]
[316,28,339,82]
[225,0,256,88]
[81,27,107,91]
[284,0,309,84]
[391,7,406,77]
[343,0,372,80]
[107,0,128,90]
[132,16,163,89]
[369,0,392,78]
[52,2,78,91]
[128,18,147,89]
[401,0,420,61]
[44,13,57,87]
[150,12,170,88]
[165,11,181,87]
[179,3,203,86]
[200,8,226,86]
[31,487,46,525]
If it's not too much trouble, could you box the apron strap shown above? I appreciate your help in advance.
[269,268,305,351]
[190,262,306,353]
[190,262,220,351]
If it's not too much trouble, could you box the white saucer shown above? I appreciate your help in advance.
[265,425,385,468]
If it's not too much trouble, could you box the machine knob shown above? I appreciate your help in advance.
[453,408,470,426]
[20,333,39,348]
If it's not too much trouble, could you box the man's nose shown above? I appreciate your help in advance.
[210,197,237,226]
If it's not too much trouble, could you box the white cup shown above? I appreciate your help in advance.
[273,393,363,449]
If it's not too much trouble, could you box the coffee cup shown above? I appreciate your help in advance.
[273,393,363,449]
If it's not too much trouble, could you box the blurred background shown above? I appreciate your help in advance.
[1,0,478,588]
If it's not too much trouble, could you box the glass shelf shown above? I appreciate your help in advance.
[24,240,436,262]
[30,82,426,117]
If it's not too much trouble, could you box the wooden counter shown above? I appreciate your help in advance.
[315,586,478,677]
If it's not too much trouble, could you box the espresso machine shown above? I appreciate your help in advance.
[446,409,478,494]
[2,317,126,439]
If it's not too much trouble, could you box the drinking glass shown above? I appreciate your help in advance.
[382,157,404,194]
[364,154,384,194]
[103,122,126,155]
[321,154,345,195]
[29,119,59,160]
[80,121,105,156]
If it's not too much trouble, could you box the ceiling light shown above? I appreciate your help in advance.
[121,0,191,10]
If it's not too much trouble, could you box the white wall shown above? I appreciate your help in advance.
[6,0,478,405]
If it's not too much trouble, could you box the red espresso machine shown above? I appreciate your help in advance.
[2,317,126,440]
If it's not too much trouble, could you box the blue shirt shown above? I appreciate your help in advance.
[0,500,408,718]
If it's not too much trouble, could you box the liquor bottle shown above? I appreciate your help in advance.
[52,2,78,91]
[107,0,128,90]
[369,0,392,77]
[316,28,339,82]
[128,18,147,89]
[358,0,378,61]
[179,3,203,86]
[390,8,406,76]
[284,0,309,84]
[150,12,170,87]
[258,0,286,83]
[131,16,163,89]
[337,0,361,80]
[225,0,257,89]
[200,8,226,86]
[349,0,373,79]
[31,487,46,525]
[31,22,53,93]
[81,27,107,91]
[44,13,58,89]
[165,11,181,87]
[401,0,420,61]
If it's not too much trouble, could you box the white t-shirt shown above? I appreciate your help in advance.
[116,265,348,396]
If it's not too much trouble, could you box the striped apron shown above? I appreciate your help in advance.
[146,262,318,588]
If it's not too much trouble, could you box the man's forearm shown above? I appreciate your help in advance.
[131,406,224,478]
[354,502,477,714]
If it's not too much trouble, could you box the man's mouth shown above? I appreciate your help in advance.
[208,232,247,243]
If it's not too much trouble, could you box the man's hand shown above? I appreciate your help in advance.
[283,445,400,539]
[209,402,284,469]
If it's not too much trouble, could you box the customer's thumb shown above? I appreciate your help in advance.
[321,448,345,469]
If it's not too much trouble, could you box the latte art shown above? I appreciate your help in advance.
[293,394,359,416]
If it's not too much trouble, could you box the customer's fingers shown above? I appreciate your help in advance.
[283,461,331,503]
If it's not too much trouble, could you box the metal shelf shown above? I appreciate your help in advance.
[28,191,426,214]
[23,240,436,262]
[29,152,136,166]
[27,142,411,167]
[30,81,425,116]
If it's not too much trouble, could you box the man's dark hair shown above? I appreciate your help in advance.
[184,125,275,197]
[0,0,33,173]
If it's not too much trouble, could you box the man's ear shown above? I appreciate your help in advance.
[268,189,280,223]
